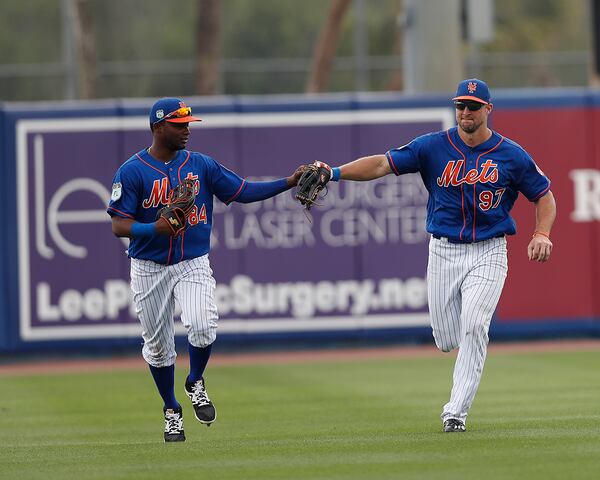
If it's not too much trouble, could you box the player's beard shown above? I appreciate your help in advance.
[166,138,187,151]
[458,117,483,134]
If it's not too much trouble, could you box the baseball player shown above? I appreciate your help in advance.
[107,97,305,442]
[302,79,556,432]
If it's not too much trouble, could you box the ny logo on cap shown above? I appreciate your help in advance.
[468,82,477,94]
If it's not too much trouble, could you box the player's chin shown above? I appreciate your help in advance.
[459,121,479,134]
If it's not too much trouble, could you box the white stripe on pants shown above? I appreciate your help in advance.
[427,235,508,423]
[130,255,218,368]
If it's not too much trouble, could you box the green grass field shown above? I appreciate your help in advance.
[1,348,599,480]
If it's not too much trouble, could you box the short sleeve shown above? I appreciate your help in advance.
[205,156,245,204]
[107,166,140,218]
[515,151,551,202]
[385,138,424,176]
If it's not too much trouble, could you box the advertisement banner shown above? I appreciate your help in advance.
[16,108,453,341]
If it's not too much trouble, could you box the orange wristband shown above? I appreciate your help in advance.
[532,231,550,239]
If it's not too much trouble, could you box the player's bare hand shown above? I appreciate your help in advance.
[527,235,553,262]
[155,217,178,236]
[286,165,308,187]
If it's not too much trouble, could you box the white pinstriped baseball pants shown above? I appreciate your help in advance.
[130,255,218,368]
[427,235,508,424]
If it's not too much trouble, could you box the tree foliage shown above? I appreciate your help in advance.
[0,0,591,100]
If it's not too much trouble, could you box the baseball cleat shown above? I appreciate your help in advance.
[443,418,466,433]
[163,407,186,442]
[185,377,217,426]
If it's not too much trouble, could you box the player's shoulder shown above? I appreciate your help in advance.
[117,149,146,172]
[496,134,534,161]
[500,135,526,152]
[186,150,217,165]
[187,150,211,160]
[405,129,447,148]
[422,129,448,141]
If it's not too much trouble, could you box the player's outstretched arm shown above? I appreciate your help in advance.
[337,154,392,181]
[234,170,307,204]
[527,190,556,262]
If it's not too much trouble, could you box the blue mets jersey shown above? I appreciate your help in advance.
[386,127,551,243]
[107,148,245,264]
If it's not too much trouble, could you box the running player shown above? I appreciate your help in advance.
[107,97,305,442]
[309,79,556,432]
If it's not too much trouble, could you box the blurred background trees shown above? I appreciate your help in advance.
[0,0,592,101]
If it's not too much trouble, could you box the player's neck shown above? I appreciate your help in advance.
[148,144,177,163]
[458,126,493,148]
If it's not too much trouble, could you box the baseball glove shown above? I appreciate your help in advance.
[157,178,197,236]
[295,161,332,210]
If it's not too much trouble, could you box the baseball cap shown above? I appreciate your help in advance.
[452,78,490,104]
[149,97,201,126]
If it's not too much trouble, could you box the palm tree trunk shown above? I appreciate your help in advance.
[72,0,97,99]
[305,0,351,93]
[195,0,221,95]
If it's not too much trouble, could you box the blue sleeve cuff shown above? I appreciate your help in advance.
[131,222,157,238]
[331,167,341,182]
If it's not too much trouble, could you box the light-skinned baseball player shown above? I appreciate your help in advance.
[299,79,556,432]
[107,98,305,442]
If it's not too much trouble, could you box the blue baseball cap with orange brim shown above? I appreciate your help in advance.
[150,97,201,127]
[453,78,491,104]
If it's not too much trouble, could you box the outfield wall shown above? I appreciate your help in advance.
[0,90,598,352]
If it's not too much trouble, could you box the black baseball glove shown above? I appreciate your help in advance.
[157,178,197,236]
[295,161,332,210]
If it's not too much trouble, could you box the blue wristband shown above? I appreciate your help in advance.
[331,167,341,182]
[131,222,157,238]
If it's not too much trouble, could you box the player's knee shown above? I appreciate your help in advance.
[142,344,175,368]
[188,325,217,348]
[433,334,458,353]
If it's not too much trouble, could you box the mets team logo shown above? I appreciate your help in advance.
[142,174,200,208]
[436,159,498,187]
[468,82,477,94]
[142,178,169,208]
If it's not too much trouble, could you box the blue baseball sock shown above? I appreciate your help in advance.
[148,364,180,410]
[187,342,213,384]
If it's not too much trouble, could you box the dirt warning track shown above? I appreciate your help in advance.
[1,339,599,376]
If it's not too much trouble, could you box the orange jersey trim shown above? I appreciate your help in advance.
[446,131,468,240]
[225,179,246,205]
[386,151,400,175]
[107,206,134,219]
[177,151,191,182]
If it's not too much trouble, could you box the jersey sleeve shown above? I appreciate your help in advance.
[515,150,551,202]
[205,156,246,205]
[107,165,139,219]
[385,137,425,175]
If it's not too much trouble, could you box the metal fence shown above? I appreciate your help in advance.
[0,49,591,101]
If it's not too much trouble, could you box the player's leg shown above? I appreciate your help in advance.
[442,238,508,426]
[173,254,218,425]
[427,237,464,352]
[130,258,184,441]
